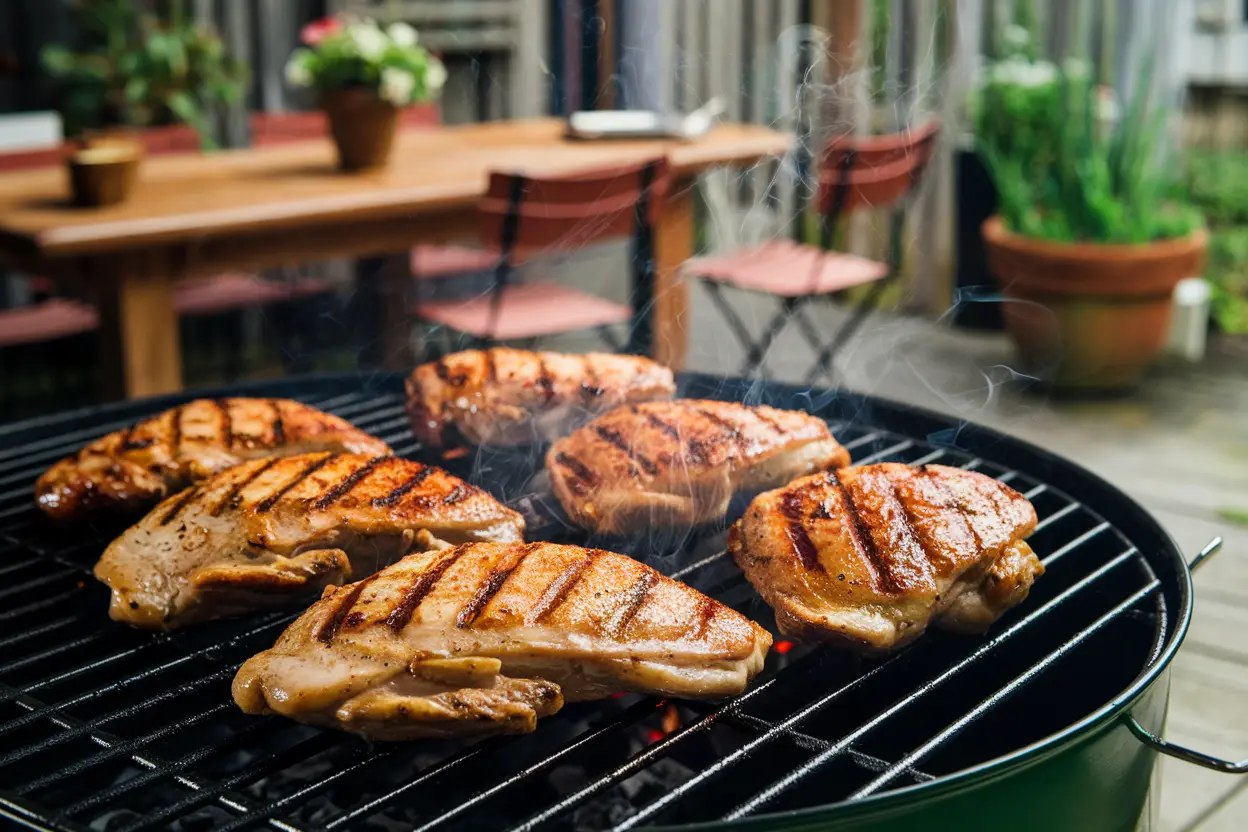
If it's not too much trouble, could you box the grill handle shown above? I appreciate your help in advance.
[1125,718,1248,774]
[1126,537,1244,774]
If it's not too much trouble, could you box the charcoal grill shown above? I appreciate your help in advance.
[0,372,1235,832]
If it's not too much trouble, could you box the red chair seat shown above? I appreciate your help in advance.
[410,244,500,280]
[0,300,99,348]
[174,273,334,315]
[413,282,631,341]
[689,239,889,298]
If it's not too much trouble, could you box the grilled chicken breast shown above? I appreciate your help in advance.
[406,349,675,447]
[37,398,389,521]
[546,400,851,533]
[730,463,1043,652]
[233,541,771,740]
[95,453,524,630]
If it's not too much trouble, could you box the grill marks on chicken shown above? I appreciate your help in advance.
[405,349,675,447]
[731,463,1043,652]
[94,453,525,630]
[232,542,771,740]
[36,398,390,521]
[546,400,852,533]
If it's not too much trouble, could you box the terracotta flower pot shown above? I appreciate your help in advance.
[983,216,1208,390]
[66,142,143,207]
[322,89,399,171]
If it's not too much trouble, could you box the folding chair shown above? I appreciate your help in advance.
[689,119,940,383]
[411,157,671,357]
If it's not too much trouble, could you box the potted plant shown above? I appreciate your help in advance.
[973,26,1206,389]
[284,16,446,171]
[42,0,247,150]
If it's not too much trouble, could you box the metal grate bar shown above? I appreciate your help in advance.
[0,589,82,622]
[508,649,868,832]
[0,613,290,726]
[719,711,935,780]
[0,666,236,768]
[0,633,106,677]
[0,554,44,576]
[119,734,342,832]
[62,718,287,816]
[908,449,947,466]
[211,746,405,832]
[0,568,81,602]
[339,699,667,832]
[316,735,504,830]
[14,702,234,795]
[849,581,1161,798]
[0,615,81,653]
[616,544,1145,829]
[1040,522,1110,565]
[720,546,1146,819]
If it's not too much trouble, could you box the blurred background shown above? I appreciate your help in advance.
[0,3,1247,826]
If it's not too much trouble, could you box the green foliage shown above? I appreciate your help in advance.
[41,0,247,148]
[1183,152,1248,333]
[972,41,1200,245]
[1185,151,1248,227]
[284,18,445,107]
[1216,506,1248,527]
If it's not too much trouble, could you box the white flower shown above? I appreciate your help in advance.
[388,21,419,49]
[1002,24,1031,51]
[987,57,1057,88]
[379,67,415,105]
[425,58,447,92]
[285,49,313,87]
[349,21,387,61]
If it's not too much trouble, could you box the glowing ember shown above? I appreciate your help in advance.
[774,639,794,654]
[442,447,469,460]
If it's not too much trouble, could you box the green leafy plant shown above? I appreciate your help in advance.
[1185,151,1248,227]
[971,30,1200,245]
[1183,152,1248,332]
[42,0,247,148]
[284,16,445,106]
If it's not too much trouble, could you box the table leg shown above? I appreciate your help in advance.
[355,254,413,371]
[652,180,694,370]
[93,253,183,400]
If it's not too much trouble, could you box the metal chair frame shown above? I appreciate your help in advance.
[419,160,664,358]
[697,138,931,385]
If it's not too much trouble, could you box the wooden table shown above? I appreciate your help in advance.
[0,119,789,400]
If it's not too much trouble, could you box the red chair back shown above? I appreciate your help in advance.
[478,157,672,257]
[816,118,940,215]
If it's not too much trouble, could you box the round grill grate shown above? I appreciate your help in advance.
[0,372,1185,831]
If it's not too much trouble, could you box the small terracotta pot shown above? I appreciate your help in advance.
[66,142,143,207]
[983,216,1208,390]
[322,89,399,171]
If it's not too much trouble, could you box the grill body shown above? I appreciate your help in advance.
[0,372,1190,832]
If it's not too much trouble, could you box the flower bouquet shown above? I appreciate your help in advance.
[285,16,446,170]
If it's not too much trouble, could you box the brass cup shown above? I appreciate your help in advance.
[67,142,143,207]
